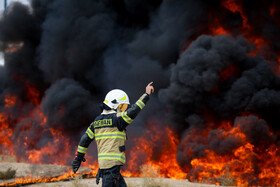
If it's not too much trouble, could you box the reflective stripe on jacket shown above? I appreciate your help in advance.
[76,93,149,169]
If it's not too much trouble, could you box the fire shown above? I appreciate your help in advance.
[21,110,73,165]
[5,42,24,53]
[0,113,14,150]
[24,82,40,105]
[26,135,70,164]
[189,144,256,186]
[0,86,72,167]
[146,127,187,179]
[1,96,187,186]
[0,168,101,187]
[0,110,15,157]
[222,0,250,29]
[220,65,238,81]
[212,27,227,36]
[209,0,272,59]
[4,94,17,108]
[3,171,74,186]
[258,145,280,185]
[185,118,280,186]
[123,124,187,179]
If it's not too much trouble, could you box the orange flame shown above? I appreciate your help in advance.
[5,42,24,53]
[4,94,17,108]
[123,124,187,179]
[212,26,228,36]
[186,120,280,186]
[0,113,14,152]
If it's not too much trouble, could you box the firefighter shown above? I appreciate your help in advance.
[72,82,154,187]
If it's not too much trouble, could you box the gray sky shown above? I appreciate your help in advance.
[0,0,30,66]
[0,0,29,10]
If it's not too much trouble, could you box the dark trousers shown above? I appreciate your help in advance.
[102,165,127,187]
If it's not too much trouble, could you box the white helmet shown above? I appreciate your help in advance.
[103,89,130,110]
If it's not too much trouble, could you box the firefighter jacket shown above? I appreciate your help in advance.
[76,93,149,169]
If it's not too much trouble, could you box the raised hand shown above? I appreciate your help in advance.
[146,82,154,95]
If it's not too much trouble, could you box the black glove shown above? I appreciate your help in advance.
[72,152,86,173]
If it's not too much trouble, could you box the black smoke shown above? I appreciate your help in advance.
[159,34,280,130]
[41,78,94,135]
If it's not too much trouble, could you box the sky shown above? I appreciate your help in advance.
[0,0,30,66]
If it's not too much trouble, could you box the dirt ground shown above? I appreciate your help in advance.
[24,177,221,187]
[0,162,223,187]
